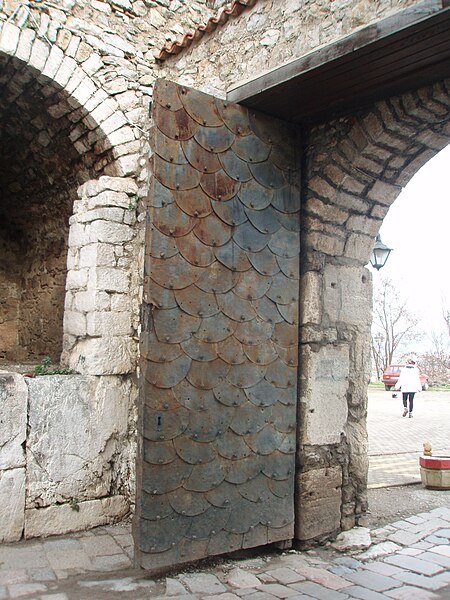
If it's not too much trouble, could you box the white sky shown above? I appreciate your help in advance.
[368,143,450,346]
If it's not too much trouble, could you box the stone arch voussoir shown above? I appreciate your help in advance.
[0,21,138,177]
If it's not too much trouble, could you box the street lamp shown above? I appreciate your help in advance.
[370,235,392,270]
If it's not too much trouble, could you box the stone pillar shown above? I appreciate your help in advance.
[0,372,27,542]
[63,176,139,375]
[295,263,372,542]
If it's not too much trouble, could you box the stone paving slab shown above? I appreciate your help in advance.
[0,503,449,599]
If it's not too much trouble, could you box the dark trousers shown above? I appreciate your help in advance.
[402,392,415,412]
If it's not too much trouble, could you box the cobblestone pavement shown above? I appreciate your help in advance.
[367,389,450,488]
[1,506,450,599]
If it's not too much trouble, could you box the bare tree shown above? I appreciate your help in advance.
[418,332,450,385]
[371,277,422,376]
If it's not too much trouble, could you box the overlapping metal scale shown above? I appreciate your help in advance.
[137,80,300,570]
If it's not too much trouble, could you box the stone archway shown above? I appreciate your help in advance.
[296,79,450,542]
[0,21,137,368]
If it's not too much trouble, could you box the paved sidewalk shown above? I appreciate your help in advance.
[1,505,450,599]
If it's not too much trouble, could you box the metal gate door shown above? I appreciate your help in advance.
[135,80,301,571]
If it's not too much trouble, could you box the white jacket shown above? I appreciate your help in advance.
[395,365,422,393]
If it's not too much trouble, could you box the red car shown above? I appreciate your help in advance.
[382,364,429,391]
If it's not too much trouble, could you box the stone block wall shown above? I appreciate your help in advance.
[0,370,136,542]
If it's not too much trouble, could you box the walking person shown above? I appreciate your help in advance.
[395,359,422,418]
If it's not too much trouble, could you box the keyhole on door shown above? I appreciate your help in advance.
[157,415,162,429]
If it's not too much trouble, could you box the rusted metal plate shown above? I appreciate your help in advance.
[252,297,284,324]
[140,489,174,520]
[247,247,280,277]
[225,455,264,484]
[153,127,188,164]
[266,359,296,389]
[245,426,285,456]
[149,254,203,290]
[245,379,287,407]
[277,255,299,279]
[226,361,267,389]
[232,133,271,163]
[278,302,298,325]
[173,380,217,411]
[206,480,241,508]
[277,210,301,232]
[153,105,199,141]
[195,313,237,343]
[153,79,184,111]
[245,206,281,235]
[194,213,233,247]
[213,380,247,407]
[266,273,298,305]
[182,137,222,173]
[196,261,241,294]
[168,488,211,517]
[261,496,294,529]
[146,280,177,309]
[150,180,175,208]
[174,436,217,465]
[186,506,231,540]
[143,439,177,465]
[215,240,252,273]
[175,187,212,218]
[216,430,252,460]
[175,286,219,318]
[186,358,230,390]
[152,203,196,238]
[219,150,252,182]
[215,98,252,135]
[216,337,247,365]
[195,125,234,153]
[272,403,296,434]
[233,222,270,253]
[261,451,293,481]
[216,290,255,322]
[234,270,271,300]
[225,498,261,534]
[269,477,294,499]
[142,383,181,411]
[229,403,270,435]
[242,343,278,366]
[177,232,215,268]
[271,185,299,214]
[143,354,192,389]
[141,456,192,494]
[234,318,274,346]
[275,344,298,367]
[180,86,223,127]
[181,338,218,362]
[249,162,286,189]
[141,335,183,363]
[268,229,300,258]
[185,407,233,443]
[211,197,247,226]
[200,170,239,202]
[238,180,272,210]
[185,460,228,492]
[153,155,201,191]
[272,321,298,347]
[239,473,271,503]
[138,516,189,553]
[148,226,179,258]
[153,307,201,344]
[144,405,189,442]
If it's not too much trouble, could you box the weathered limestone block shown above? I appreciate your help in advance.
[25,495,128,539]
[68,336,137,375]
[0,467,25,543]
[0,372,27,470]
[300,271,322,325]
[300,345,349,445]
[324,265,372,327]
[26,375,134,507]
[295,466,342,541]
